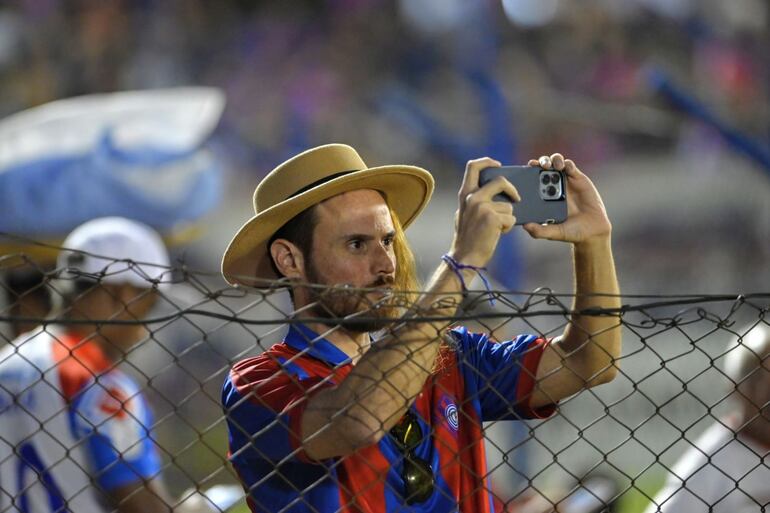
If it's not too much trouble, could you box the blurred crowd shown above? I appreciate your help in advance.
[0,0,766,181]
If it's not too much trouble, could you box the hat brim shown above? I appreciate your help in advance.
[221,165,434,287]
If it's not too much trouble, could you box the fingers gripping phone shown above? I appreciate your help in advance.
[478,166,567,225]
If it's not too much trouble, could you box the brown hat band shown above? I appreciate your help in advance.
[289,169,360,199]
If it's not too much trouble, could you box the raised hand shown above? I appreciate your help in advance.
[450,157,520,267]
[522,153,611,245]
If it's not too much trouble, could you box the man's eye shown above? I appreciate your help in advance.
[383,236,394,247]
[348,240,364,250]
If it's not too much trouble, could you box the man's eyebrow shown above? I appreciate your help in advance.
[341,233,375,241]
[340,231,396,240]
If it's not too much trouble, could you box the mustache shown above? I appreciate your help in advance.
[366,275,395,289]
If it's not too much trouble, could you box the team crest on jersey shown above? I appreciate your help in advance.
[445,404,459,430]
[437,394,459,432]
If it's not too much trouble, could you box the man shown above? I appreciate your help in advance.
[645,325,770,513]
[221,144,621,512]
[0,217,224,513]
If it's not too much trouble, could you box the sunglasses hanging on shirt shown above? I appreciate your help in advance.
[389,410,435,504]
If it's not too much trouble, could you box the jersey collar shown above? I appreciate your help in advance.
[56,332,113,374]
[284,323,353,366]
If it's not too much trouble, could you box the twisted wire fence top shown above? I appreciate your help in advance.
[1,245,769,512]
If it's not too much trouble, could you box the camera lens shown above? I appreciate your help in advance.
[546,185,557,196]
[541,174,551,185]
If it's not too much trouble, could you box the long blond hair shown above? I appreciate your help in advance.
[390,207,420,302]
[390,207,459,374]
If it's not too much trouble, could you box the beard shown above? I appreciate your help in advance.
[305,261,403,333]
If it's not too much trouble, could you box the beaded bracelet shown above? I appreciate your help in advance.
[441,254,495,306]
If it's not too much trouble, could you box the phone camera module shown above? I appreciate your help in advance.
[538,171,563,201]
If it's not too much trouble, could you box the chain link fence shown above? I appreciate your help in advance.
[1,245,769,513]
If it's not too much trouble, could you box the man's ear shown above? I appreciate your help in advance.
[270,239,305,279]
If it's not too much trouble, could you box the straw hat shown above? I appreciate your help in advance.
[222,144,434,287]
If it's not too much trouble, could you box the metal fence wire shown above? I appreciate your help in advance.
[1,248,769,513]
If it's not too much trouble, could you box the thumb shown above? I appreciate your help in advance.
[522,222,564,241]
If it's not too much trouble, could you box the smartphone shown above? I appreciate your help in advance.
[478,165,568,225]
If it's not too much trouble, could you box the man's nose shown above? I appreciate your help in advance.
[372,243,396,276]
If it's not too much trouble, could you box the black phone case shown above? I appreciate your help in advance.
[478,166,568,225]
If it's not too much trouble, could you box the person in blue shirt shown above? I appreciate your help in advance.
[221,144,622,512]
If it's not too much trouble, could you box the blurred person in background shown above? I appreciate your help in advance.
[0,217,230,513]
[220,144,621,512]
[1,268,51,339]
[645,324,770,513]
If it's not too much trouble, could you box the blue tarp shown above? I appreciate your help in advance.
[0,131,222,237]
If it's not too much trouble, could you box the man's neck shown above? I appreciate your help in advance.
[299,319,371,364]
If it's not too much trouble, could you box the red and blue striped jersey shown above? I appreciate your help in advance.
[222,323,555,513]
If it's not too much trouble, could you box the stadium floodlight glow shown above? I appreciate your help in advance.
[398,0,478,35]
[501,0,560,28]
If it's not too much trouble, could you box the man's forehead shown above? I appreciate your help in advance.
[316,189,393,227]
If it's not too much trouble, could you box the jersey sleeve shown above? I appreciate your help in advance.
[451,326,557,421]
[70,373,161,491]
[222,356,331,467]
